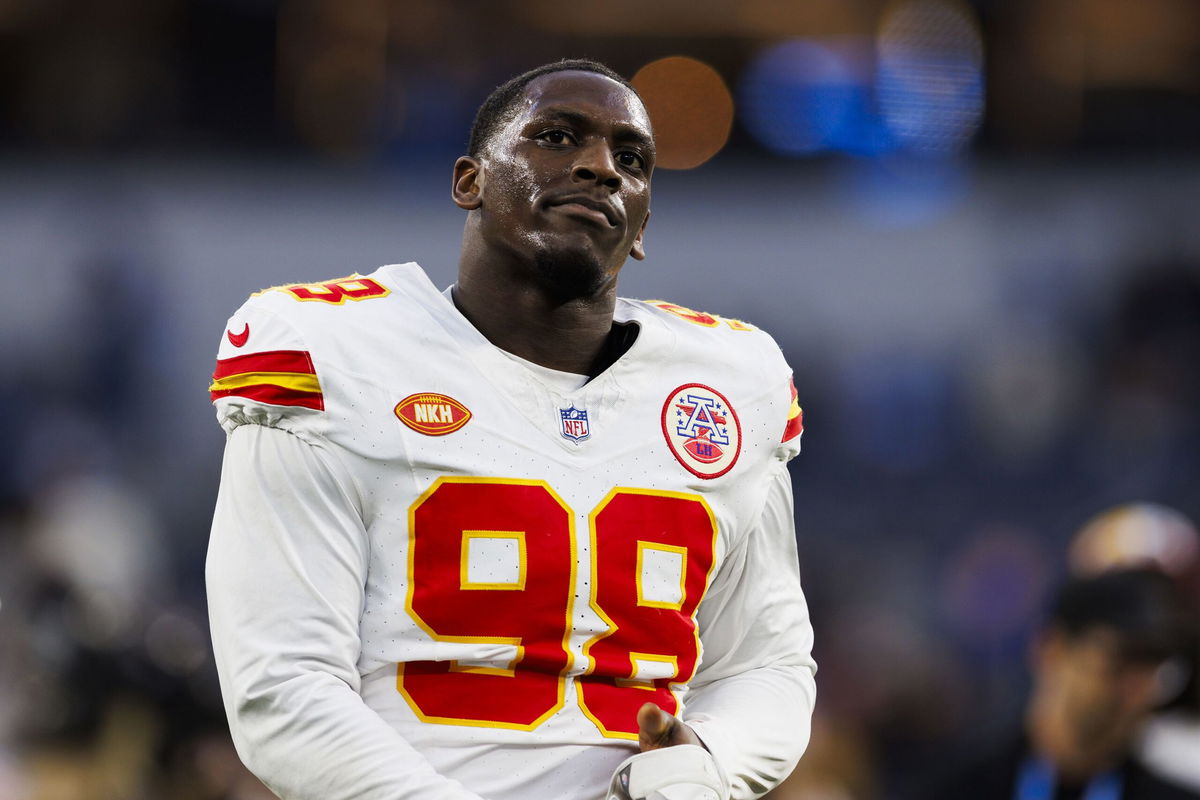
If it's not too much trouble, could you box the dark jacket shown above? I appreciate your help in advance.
[921,733,1200,800]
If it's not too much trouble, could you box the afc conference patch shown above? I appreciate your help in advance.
[559,406,591,442]
[661,384,741,479]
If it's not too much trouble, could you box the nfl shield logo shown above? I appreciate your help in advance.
[559,406,590,442]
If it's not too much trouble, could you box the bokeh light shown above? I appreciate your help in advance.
[631,56,734,169]
[739,2,984,160]
[738,38,881,157]
[876,0,985,155]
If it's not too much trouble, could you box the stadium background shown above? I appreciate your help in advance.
[1,1,1198,798]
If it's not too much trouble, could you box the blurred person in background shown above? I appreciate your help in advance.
[1070,504,1200,793]
[205,59,815,800]
[924,568,1197,800]
[761,714,878,800]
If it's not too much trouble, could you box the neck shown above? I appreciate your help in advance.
[454,251,619,376]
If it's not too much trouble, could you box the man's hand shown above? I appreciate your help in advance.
[605,704,726,800]
[637,702,705,751]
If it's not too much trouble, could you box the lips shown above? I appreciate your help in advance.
[546,195,620,227]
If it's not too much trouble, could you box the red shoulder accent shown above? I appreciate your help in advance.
[212,349,317,380]
[209,349,324,410]
[210,383,325,411]
[782,378,804,443]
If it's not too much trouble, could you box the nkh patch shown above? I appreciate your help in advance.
[395,393,472,436]
[661,384,741,479]
[559,406,590,442]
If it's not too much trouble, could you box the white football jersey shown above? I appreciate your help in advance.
[207,263,814,800]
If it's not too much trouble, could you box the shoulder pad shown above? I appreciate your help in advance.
[209,296,325,433]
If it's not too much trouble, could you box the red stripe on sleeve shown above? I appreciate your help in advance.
[782,377,804,443]
[210,383,325,411]
[782,408,804,443]
[212,349,317,380]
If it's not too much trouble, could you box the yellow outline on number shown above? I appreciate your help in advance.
[635,541,687,611]
[397,476,575,731]
[576,486,718,740]
[447,640,523,678]
[460,530,527,591]
[616,653,679,690]
[253,273,392,304]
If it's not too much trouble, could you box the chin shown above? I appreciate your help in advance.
[531,247,616,302]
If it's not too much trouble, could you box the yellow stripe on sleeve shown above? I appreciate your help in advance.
[208,371,322,394]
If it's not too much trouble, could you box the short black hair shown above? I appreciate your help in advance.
[467,59,638,158]
[1050,568,1184,662]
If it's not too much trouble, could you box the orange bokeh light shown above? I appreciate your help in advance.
[632,56,734,170]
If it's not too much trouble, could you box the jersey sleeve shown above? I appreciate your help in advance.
[682,462,817,799]
[207,423,489,800]
[208,300,326,436]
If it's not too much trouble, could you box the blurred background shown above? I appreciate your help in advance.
[1,1,1199,798]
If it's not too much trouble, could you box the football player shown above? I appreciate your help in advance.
[206,59,816,800]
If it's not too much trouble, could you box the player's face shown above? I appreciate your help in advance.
[464,71,655,299]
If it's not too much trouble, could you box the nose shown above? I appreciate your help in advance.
[572,141,621,191]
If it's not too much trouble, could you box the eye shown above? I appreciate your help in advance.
[616,150,645,170]
[536,129,576,146]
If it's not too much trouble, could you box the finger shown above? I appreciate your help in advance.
[637,702,674,751]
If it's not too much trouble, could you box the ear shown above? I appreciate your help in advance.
[629,208,650,261]
[452,156,483,210]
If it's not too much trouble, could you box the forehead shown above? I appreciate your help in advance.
[515,71,652,135]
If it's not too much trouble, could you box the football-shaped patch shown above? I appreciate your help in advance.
[661,383,741,479]
[395,393,471,436]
